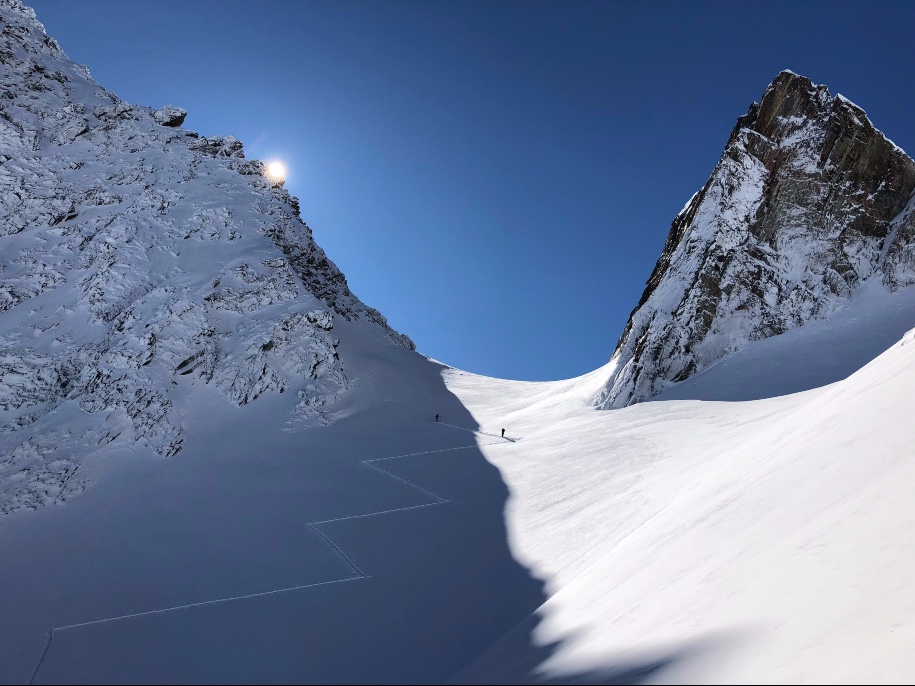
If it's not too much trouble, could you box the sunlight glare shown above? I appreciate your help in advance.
[267,161,286,182]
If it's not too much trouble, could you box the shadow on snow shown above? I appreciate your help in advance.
[0,338,595,683]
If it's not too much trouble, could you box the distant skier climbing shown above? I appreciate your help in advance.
[435,414,440,422]
[501,428,505,438]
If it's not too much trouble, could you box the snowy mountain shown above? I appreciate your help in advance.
[4,1,915,684]
[597,70,915,409]
[0,0,411,513]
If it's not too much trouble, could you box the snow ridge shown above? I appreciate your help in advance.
[0,0,412,513]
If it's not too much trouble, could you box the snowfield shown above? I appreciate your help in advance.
[6,282,912,684]
[447,281,915,684]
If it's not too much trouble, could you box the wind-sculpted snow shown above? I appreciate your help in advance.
[0,0,412,513]
[598,70,915,408]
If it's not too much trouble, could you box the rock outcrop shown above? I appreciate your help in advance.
[597,70,915,409]
[153,104,186,127]
[188,133,244,157]
[0,0,413,513]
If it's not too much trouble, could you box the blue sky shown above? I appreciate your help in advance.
[28,0,915,380]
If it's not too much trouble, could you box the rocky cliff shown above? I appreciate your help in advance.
[597,70,915,409]
[0,0,412,513]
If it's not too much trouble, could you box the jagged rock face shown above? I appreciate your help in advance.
[597,70,915,409]
[0,0,413,513]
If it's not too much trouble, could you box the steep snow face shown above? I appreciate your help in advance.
[0,0,412,513]
[597,70,915,409]
[448,313,915,684]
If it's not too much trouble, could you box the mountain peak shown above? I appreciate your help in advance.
[596,72,915,409]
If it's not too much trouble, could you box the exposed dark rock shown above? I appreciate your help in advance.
[188,134,244,157]
[153,104,187,127]
[597,70,915,409]
[93,101,133,121]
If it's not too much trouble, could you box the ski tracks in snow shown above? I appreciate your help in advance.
[29,423,510,684]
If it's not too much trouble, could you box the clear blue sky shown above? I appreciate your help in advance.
[28,0,915,380]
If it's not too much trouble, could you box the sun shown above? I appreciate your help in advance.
[266,161,286,182]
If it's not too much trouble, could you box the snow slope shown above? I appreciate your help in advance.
[4,2,915,683]
[0,3,547,682]
[0,320,547,684]
[446,282,915,684]
[8,282,912,684]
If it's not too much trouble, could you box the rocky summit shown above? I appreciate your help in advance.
[597,70,915,409]
[0,0,412,513]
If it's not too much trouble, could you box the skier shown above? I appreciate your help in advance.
[435,414,440,422]
[501,428,505,438]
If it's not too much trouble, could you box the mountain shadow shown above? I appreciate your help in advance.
[1,337,555,684]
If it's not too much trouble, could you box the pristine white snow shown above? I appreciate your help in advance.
[446,282,915,684]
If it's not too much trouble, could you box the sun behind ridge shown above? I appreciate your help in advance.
[266,161,286,182]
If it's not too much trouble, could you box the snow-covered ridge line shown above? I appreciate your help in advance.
[597,69,915,409]
[0,0,412,513]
